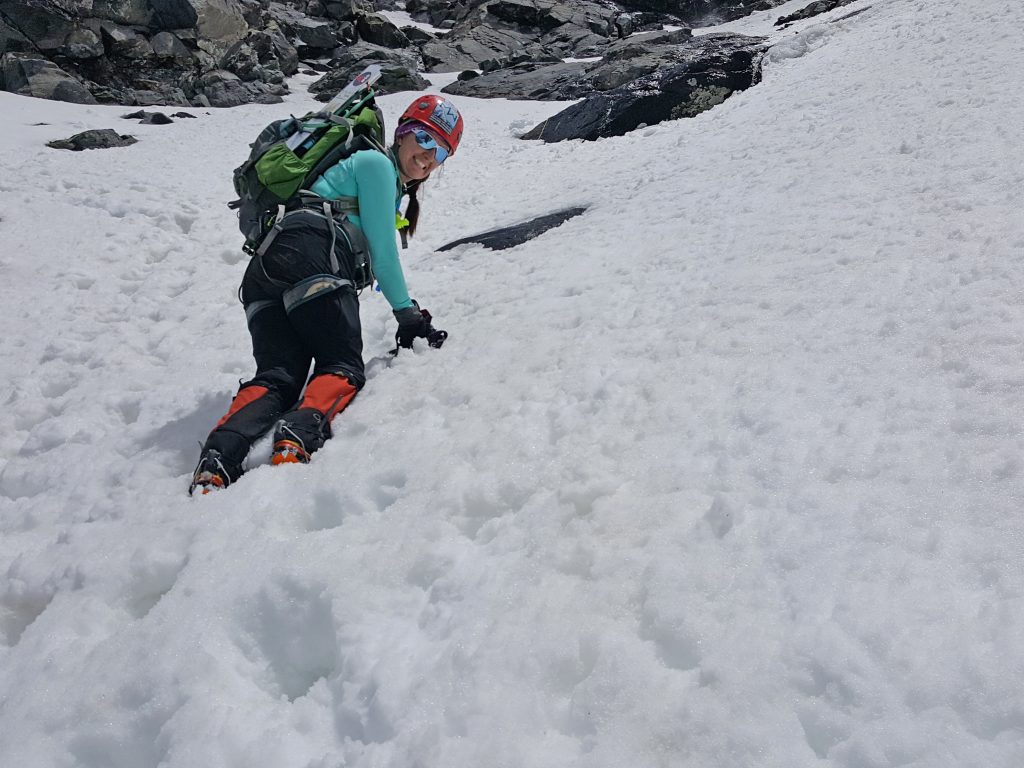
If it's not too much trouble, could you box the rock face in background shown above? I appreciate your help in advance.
[307,41,429,101]
[1,50,97,102]
[443,27,699,100]
[520,33,766,141]
[0,0,811,127]
[417,0,616,73]
[616,0,788,25]
[776,0,860,26]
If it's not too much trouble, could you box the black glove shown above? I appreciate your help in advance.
[394,304,429,349]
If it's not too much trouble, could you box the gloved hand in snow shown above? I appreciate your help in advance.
[394,303,430,349]
[393,302,447,350]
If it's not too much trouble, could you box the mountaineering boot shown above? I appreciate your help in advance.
[189,449,243,495]
[270,411,328,466]
[271,439,310,465]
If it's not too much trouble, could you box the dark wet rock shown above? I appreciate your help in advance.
[419,40,477,73]
[151,30,194,61]
[0,16,32,54]
[149,0,201,30]
[264,22,299,75]
[356,12,408,47]
[775,0,860,26]
[438,207,588,252]
[1,52,97,103]
[618,0,787,25]
[189,0,250,55]
[64,27,106,59]
[401,25,434,44]
[418,0,617,72]
[311,41,425,94]
[406,0,462,28]
[221,34,276,81]
[0,0,412,106]
[294,16,338,49]
[132,87,189,105]
[456,69,479,81]
[444,59,591,100]
[90,0,155,27]
[100,22,156,58]
[421,24,538,73]
[588,27,693,90]
[310,47,428,99]
[480,48,561,73]
[324,0,369,20]
[487,0,567,30]
[122,108,175,123]
[0,0,76,53]
[47,128,138,150]
[222,37,268,81]
[0,0,787,110]
[192,67,285,105]
[443,28,698,101]
[521,33,765,141]
[326,39,421,70]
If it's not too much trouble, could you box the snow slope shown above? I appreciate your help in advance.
[1,1,1023,766]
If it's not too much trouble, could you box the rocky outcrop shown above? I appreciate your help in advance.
[617,0,788,25]
[437,207,588,252]
[47,127,138,150]
[1,51,97,102]
[443,59,588,99]
[443,27,701,100]
[520,32,765,141]
[356,12,408,48]
[775,0,860,26]
[308,40,428,100]
[416,0,619,73]
[2,0,787,112]
[0,0,284,105]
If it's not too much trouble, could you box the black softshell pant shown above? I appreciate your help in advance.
[202,212,367,472]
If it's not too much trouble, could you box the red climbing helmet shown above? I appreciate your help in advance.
[398,95,464,156]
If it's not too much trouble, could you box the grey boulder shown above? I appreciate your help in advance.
[1,52,97,103]
[47,128,138,150]
[521,33,765,141]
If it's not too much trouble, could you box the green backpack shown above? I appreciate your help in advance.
[228,75,388,255]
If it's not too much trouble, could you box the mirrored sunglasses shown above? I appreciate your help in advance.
[411,128,450,164]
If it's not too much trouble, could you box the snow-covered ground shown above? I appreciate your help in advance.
[2,1,1023,766]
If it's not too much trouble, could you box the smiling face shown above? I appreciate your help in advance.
[395,127,447,183]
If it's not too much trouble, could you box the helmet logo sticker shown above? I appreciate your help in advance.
[429,101,460,134]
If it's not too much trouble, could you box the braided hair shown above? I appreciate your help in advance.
[403,178,422,238]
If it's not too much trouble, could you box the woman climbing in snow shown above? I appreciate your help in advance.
[190,94,465,495]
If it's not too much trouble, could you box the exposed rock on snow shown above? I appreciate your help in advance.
[775,0,860,26]
[46,127,138,149]
[122,108,176,123]
[517,32,765,139]
[437,206,588,251]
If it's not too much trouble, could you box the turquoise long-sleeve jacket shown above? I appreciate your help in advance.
[310,149,414,312]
